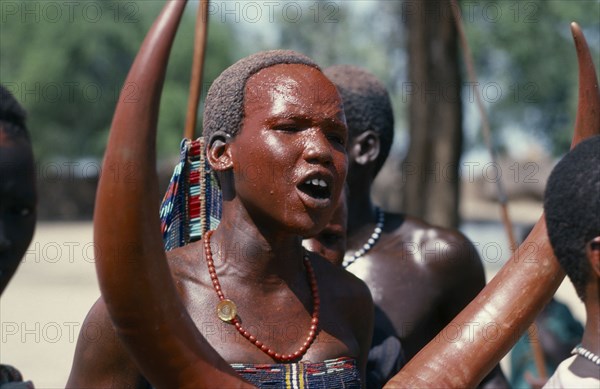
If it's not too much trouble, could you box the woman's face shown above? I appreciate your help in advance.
[0,134,36,295]
[230,64,348,237]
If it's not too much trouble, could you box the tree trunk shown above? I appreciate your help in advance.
[401,0,462,228]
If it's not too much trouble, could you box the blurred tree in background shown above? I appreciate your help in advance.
[401,0,463,228]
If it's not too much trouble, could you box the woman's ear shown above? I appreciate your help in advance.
[586,236,600,278]
[206,131,233,172]
[348,130,380,166]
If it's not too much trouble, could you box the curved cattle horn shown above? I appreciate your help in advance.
[94,1,252,387]
[385,22,600,388]
[571,22,600,146]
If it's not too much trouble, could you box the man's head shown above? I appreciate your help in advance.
[204,51,348,237]
[544,135,600,302]
[323,65,394,180]
[0,85,36,295]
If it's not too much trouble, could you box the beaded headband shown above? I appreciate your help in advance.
[160,137,222,251]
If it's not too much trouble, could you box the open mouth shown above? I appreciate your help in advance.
[298,178,332,200]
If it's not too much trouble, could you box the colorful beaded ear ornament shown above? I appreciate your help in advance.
[203,230,320,362]
[160,137,222,251]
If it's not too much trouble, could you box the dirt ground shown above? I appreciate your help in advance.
[0,222,99,388]
[0,222,585,388]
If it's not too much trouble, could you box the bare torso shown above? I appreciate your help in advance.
[67,240,373,388]
[168,241,368,364]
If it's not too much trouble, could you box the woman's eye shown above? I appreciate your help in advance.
[328,134,345,146]
[277,125,299,132]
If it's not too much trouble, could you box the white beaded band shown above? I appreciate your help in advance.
[343,207,384,268]
[572,345,600,366]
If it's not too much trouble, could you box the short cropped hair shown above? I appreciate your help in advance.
[544,135,600,301]
[323,65,394,174]
[203,50,319,144]
[0,84,29,141]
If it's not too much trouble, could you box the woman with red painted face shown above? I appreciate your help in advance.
[66,2,373,388]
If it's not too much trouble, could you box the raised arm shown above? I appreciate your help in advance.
[385,22,600,388]
[94,1,251,387]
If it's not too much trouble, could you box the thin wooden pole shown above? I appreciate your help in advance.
[184,0,209,140]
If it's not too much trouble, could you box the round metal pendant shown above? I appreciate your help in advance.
[216,299,237,322]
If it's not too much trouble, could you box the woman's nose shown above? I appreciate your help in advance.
[303,130,333,165]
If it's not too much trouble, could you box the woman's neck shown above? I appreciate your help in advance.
[211,207,306,286]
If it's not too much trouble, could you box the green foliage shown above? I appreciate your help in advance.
[0,0,238,160]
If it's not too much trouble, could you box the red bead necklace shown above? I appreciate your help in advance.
[203,230,320,362]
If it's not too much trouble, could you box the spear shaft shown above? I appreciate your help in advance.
[184,0,210,140]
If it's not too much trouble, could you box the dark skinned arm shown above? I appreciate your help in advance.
[66,298,149,389]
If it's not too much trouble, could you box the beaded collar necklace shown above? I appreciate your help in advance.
[342,207,385,268]
[572,345,600,366]
[203,230,320,362]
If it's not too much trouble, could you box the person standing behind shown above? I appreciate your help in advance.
[542,135,600,388]
[322,64,508,388]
